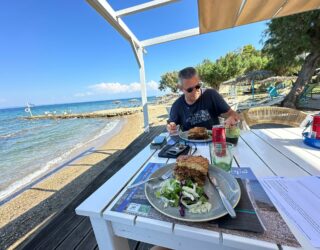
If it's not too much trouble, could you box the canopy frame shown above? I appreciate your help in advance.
[87,0,320,132]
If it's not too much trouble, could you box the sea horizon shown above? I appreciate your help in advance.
[0,94,163,111]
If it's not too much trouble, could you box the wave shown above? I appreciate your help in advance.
[0,119,120,202]
[0,132,17,139]
[0,124,54,140]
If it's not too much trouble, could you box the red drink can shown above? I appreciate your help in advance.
[312,115,320,139]
[212,125,226,143]
[212,125,226,156]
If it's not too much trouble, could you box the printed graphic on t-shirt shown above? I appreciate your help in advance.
[186,109,211,126]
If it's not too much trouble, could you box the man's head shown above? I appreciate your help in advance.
[178,67,201,103]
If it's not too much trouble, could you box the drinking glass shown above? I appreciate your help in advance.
[226,123,240,146]
[211,142,234,172]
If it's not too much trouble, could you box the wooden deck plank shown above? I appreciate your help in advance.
[17,125,166,250]
[137,242,154,250]
[128,240,140,250]
[74,229,97,250]
[55,217,92,250]
[35,213,86,249]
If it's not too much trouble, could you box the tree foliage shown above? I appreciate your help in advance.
[241,45,269,73]
[196,45,269,89]
[158,45,270,92]
[158,71,179,93]
[263,10,320,65]
[262,10,320,107]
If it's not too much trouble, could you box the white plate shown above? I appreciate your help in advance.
[179,130,212,143]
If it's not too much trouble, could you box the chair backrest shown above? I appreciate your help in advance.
[242,106,307,128]
[268,87,279,98]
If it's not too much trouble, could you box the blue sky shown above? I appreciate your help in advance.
[0,0,268,108]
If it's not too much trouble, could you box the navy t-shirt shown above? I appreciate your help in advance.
[169,88,230,131]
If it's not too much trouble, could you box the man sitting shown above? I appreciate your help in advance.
[167,67,239,134]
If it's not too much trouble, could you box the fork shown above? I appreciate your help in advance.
[127,169,172,189]
[188,143,197,155]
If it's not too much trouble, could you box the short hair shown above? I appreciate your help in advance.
[178,67,197,84]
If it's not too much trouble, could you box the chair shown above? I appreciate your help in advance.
[267,86,279,99]
[241,106,308,128]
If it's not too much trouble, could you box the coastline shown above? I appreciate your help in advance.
[0,103,169,249]
[0,118,125,205]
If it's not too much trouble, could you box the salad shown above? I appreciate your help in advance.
[155,178,212,216]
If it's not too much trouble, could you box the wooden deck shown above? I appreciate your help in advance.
[17,125,165,250]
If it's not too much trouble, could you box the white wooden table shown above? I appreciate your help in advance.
[76,128,320,250]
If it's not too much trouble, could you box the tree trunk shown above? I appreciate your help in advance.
[282,51,320,108]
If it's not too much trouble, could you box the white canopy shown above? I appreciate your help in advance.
[87,0,320,132]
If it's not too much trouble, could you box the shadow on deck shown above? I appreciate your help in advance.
[15,125,166,250]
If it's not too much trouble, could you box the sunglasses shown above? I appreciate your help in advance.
[185,83,201,93]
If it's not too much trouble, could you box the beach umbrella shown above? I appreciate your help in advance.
[236,70,274,82]
[221,78,237,86]
[259,76,297,84]
[236,70,274,100]
[86,0,320,131]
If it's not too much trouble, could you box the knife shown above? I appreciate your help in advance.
[207,173,236,218]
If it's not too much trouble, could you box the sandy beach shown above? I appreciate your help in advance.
[0,103,170,249]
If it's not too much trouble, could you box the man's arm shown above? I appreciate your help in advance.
[208,89,239,126]
[167,101,180,133]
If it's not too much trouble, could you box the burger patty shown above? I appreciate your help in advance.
[174,165,206,186]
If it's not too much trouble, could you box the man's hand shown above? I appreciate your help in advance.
[224,109,240,127]
[225,116,238,127]
[167,122,178,134]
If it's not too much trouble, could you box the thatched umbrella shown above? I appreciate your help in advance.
[221,71,275,99]
[259,76,297,84]
[222,71,275,85]
[236,70,274,100]
[221,78,237,85]
[236,70,274,82]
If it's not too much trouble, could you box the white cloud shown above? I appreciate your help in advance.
[74,80,161,98]
[89,82,140,93]
[88,80,160,94]
[147,80,159,91]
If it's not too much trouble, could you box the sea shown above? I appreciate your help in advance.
[0,97,157,203]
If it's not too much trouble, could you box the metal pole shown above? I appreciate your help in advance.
[138,47,150,132]
[251,80,255,101]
